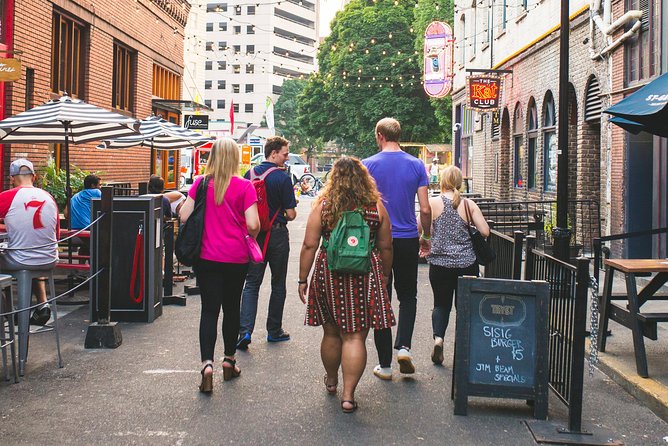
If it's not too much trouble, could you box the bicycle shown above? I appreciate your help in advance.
[298,173,325,197]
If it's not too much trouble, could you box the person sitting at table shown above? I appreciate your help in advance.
[148,175,186,219]
[64,174,101,257]
[0,159,59,326]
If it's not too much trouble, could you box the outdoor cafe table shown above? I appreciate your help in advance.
[598,258,668,377]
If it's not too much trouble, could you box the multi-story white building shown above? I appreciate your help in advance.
[187,0,320,137]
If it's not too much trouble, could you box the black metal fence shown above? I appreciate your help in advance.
[478,199,600,256]
[481,233,589,433]
[485,230,523,280]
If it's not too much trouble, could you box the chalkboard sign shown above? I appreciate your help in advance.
[453,277,549,419]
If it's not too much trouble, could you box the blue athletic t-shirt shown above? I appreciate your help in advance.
[363,151,429,239]
[70,188,102,229]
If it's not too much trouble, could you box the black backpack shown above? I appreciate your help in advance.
[175,176,210,266]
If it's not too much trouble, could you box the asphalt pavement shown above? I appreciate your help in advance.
[0,197,667,445]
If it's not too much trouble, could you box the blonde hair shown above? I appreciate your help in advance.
[204,138,240,205]
[375,118,401,142]
[315,156,380,229]
[440,165,463,209]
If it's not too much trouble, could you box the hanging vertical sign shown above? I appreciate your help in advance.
[0,58,21,82]
[423,21,454,98]
[466,75,503,111]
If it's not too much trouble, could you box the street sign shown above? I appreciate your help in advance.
[0,58,21,82]
[241,144,251,164]
[453,277,549,419]
[183,114,209,130]
[466,75,503,111]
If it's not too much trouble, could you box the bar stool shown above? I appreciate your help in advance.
[0,274,18,383]
[10,269,63,376]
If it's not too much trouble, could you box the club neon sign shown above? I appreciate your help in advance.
[466,75,503,111]
[423,21,454,98]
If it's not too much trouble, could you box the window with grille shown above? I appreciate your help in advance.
[112,42,135,112]
[625,0,661,84]
[51,12,87,98]
[527,98,538,190]
[542,92,557,192]
[152,64,181,100]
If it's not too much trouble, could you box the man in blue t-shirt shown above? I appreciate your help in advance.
[66,174,101,230]
[238,136,297,348]
[363,117,432,379]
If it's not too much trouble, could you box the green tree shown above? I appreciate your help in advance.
[298,0,443,158]
[413,0,455,144]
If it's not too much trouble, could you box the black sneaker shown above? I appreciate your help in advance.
[30,305,51,326]
[267,330,290,342]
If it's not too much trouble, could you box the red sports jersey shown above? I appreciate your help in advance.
[0,186,59,266]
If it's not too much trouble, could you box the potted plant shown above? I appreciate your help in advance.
[543,203,583,259]
[38,158,101,210]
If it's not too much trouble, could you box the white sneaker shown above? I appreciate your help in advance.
[373,365,393,380]
[397,348,416,374]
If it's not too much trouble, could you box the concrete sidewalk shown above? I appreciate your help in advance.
[0,197,666,445]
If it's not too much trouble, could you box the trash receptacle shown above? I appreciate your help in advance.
[90,196,163,322]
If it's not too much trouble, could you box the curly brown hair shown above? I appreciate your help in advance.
[315,156,380,228]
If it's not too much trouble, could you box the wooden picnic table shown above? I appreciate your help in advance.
[598,258,668,377]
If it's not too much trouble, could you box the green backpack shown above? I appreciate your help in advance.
[324,209,374,274]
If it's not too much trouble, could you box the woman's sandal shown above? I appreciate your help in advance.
[199,363,213,393]
[341,400,358,413]
[324,374,338,395]
[222,357,241,381]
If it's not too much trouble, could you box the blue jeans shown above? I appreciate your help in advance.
[239,225,290,337]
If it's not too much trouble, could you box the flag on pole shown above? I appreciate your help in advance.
[265,97,275,134]
[229,100,235,136]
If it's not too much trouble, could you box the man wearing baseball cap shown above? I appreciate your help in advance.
[0,158,60,325]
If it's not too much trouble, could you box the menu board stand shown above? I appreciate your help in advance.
[453,277,549,419]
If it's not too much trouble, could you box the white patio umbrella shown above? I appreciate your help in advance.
[97,115,212,151]
[97,115,213,176]
[0,94,141,225]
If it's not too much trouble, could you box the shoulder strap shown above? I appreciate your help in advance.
[463,199,474,235]
[223,198,247,234]
[251,166,279,181]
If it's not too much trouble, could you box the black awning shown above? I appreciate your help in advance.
[151,99,213,113]
[604,72,668,137]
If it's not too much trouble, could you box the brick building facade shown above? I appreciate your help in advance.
[451,0,667,254]
[606,0,667,258]
[1,0,189,188]
[452,2,610,243]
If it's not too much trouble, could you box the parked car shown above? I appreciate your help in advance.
[247,152,310,184]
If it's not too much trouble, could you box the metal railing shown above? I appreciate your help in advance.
[525,236,589,433]
[481,232,589,433]
[485,230,523,280]
[478,199,600,256]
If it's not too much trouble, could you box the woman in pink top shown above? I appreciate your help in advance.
[180,138,260,393]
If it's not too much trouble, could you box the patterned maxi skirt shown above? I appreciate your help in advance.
[306,248,395,333]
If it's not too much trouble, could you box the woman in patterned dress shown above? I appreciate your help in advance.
[298,157,394,413]
[419,165,489,365]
